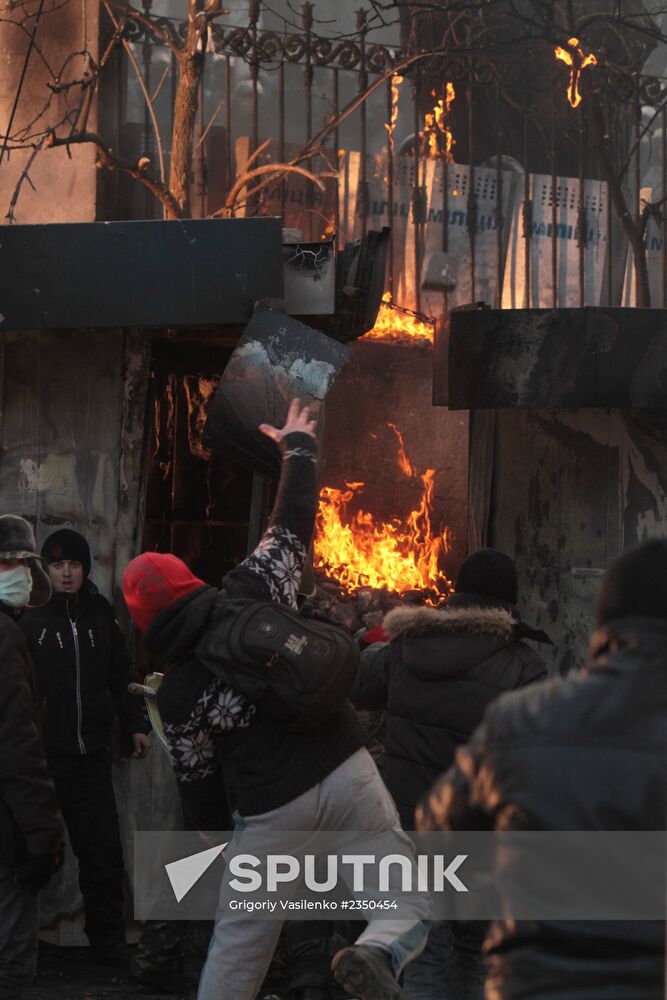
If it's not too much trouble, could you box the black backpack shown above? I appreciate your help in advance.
[194,598,359,730]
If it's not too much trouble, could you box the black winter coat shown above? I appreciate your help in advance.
[350,594,547,828]
[19,585,144,757]
[151,586,367,819]
[420,615,667,1000]
[0,605,63,865]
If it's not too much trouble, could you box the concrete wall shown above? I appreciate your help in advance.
[321,340,469,584]
[0,328,149,598]
[0,2,99,224]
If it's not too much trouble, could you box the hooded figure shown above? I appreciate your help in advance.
[417,539,667,1000]
[0,515,63,999]
[351,548,549,830]
[351,549,549,1000]
[19,527,150,962]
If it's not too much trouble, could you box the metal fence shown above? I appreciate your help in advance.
[102,3,667,314]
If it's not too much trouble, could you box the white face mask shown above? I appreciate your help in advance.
[0,564,33,608]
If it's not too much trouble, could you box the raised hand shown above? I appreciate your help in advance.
[259,398,318,444]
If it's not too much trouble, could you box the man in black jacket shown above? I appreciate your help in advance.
[0,515,63,999]
[417,539,667,1000]
[122,400,428,1000]
[20,528,150,960]
[351,548,548,1000]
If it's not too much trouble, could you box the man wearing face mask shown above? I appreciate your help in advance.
[19,528,151,964]
[0,515,63,999]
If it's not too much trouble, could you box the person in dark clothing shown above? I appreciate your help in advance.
[417,538,667,1000]
[351,548,549,1000]
[122,400,429,1000]
[0,515,63,999]
[19,528,151,960]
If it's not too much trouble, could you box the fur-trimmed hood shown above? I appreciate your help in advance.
[380,594,550,682]
[384,603,516,641]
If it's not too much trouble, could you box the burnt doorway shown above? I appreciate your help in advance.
[142,339,256,586]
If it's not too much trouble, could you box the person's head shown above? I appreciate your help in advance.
[41,529,91,596]
[0,515,51,608]
[596,539,667,627]
[122,553,205,633]
[455,548,518,605]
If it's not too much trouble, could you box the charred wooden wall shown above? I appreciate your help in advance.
[476,408,667,675]
[0,328,182,943]
[321,340,469,581]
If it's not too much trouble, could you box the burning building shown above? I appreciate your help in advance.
[2,0,667,947]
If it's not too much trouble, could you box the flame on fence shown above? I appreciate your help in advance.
[314,424,451,599]
[554,37,597,109]
[385,74,404,156]
[361,293,435,345]
[423,83,456,160]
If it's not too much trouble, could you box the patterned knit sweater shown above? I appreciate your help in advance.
[146,432,366,821]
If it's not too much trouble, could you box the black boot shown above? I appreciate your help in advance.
[332,945,405,1000]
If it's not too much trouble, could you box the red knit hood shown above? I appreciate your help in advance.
[122,553,205,632]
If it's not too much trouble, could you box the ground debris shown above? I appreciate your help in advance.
[30,943,188,1000]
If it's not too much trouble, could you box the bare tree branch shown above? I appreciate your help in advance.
[5,135,47,223]
[212,162,325,218]
[45,130,183,219]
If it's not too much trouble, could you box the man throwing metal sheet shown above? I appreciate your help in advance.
[122,399,428,1000]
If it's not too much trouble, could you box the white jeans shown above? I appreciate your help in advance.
[197,748,428,1000]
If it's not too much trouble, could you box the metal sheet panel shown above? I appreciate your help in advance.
[0,218,283,330]
[443,308,667,410]
[204,308,350,478]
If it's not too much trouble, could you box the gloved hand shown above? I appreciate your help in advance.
[15,851,61,894]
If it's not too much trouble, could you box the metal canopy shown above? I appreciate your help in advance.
[0,218,283,331]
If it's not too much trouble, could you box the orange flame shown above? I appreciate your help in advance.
[554,37,597,109]
[423,82,456,160]
[388,422,418,477]
[361,293,435,345]
[384,74,404,157]
[314,427,451,599]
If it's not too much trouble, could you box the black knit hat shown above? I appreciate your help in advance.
[596,539,667,627]
[455,548,518,605]
[41,529,92,579]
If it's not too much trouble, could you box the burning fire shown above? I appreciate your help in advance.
[314,424,451,600]
[385,74,404,156]
[554,37,597,109]
[361,293,435,345]
[423,83,456,160]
